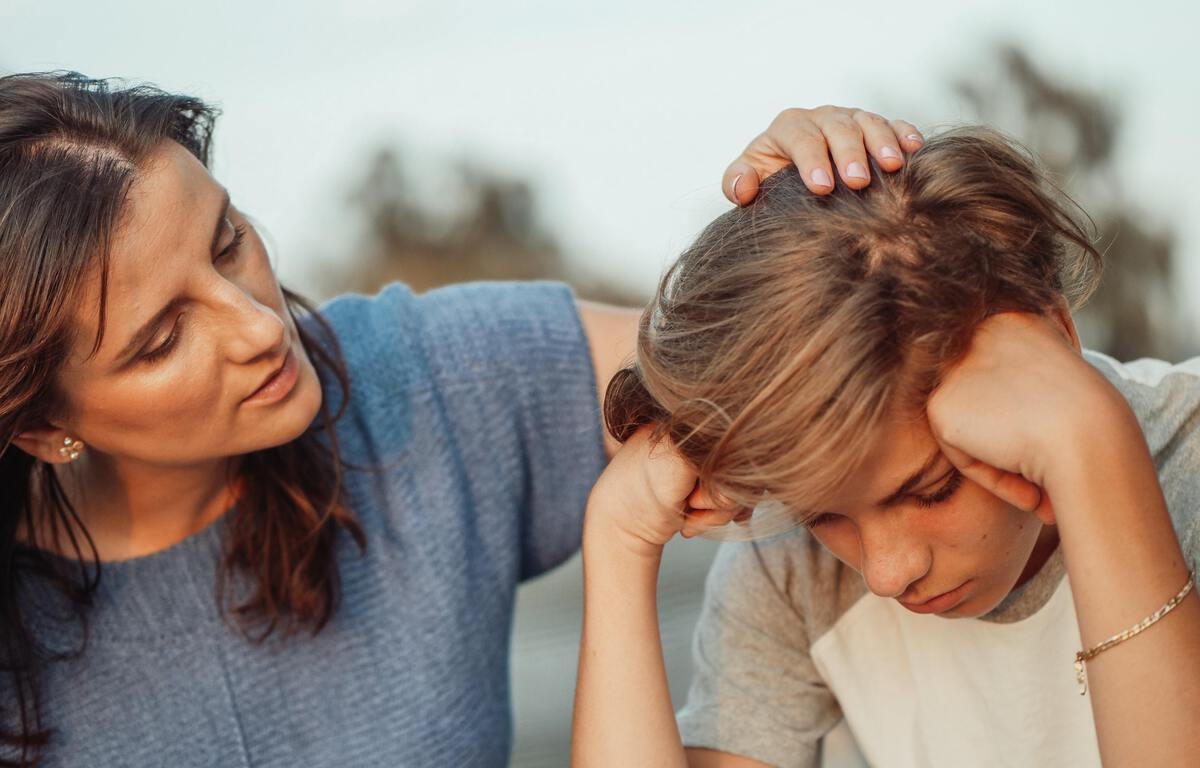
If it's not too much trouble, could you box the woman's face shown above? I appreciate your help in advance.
[49,140,322,468]
[803,412,1055,619]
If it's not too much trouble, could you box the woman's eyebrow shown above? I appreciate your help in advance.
[876,448,944,507]
[112,189,231,365]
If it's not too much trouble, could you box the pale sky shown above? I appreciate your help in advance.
[3,0,1197,319]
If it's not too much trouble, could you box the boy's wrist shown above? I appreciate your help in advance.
[1043,387,1155,521]
[582,502,669,566]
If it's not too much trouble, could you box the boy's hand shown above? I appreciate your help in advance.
[585,427,744,558]
[927,312,1135,521]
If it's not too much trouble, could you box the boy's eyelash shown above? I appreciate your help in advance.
[803,512,835,530]
[913,468,965,508]
[803,469,965,529]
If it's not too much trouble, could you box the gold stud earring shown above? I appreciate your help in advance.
[57,437,84,462]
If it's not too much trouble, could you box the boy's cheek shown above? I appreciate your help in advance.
[812,528,863,573]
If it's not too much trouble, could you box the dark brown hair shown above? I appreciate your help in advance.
[605,126,1101,519]
[0,71,364,765]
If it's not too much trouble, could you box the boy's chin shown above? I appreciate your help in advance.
[943,588,1007,620]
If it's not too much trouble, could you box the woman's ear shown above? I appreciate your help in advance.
[11,426,82,465]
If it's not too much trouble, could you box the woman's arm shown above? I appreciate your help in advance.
[576,300,640,458]
[571,428,771,767]
[928,312,1200,765]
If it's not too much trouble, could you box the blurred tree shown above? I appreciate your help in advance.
[332,47,1195,361]
[331,146,640,305]
[955,45,1195,360]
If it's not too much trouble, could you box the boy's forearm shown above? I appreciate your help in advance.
[572,515,688,768]
[1051,402,1200,765]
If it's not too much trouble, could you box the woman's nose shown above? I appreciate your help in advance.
[219,287,287,364]
[858,523,932,599]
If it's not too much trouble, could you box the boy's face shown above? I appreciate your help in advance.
[803,412,1058,618]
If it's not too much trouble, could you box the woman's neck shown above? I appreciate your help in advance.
[44,452,238,562]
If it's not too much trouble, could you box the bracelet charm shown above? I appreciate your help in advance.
[1073,570,1195,696]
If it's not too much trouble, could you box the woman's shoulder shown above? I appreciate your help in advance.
[1084,350,1200,388]
[1084,350,1200,448]
[315,280,584,389]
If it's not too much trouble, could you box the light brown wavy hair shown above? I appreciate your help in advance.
[605,126,1102,519]
[0,72,364,766]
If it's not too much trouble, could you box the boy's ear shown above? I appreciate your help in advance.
[1048,297,1082,353]
[11,426,82,465]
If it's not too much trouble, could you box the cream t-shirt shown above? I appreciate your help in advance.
[676,352,1200,768]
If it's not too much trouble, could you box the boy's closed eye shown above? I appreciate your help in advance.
[803,466,966,529]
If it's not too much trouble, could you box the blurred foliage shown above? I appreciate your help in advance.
[332,45,1194,360]
[955,45,1195,360]
[330,147,640,305]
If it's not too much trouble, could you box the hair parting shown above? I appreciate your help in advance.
[605,126,1102,525]
[0,72,362,765]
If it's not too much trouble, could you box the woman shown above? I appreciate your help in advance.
[573,128,1200,766]
[0,71,920,766]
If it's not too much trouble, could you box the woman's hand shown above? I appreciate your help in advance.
[723,105,925,204]
[925,311,1132,520]
[585,426,744,559]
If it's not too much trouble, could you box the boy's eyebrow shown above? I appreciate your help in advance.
[876,448,944,507]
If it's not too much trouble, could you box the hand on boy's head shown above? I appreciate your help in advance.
[926,311,1129,519]
[723,105,924,205]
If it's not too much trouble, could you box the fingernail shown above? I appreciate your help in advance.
[730,173,743,203]
[880,146,901,160]
[906,133,923,144]
[810,168,833,188]
[846,162,869,181]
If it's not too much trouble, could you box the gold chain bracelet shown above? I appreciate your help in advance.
[1074,569,1195,695]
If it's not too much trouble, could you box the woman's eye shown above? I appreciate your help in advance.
[913,468,965,508]
[141,316,184,363]
[216,223,246,264]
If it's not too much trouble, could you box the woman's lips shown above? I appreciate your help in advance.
[898,580,972,615]
[243,348,299,405]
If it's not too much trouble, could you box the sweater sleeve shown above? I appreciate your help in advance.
[318,280,606,581]
[412,281,606,579]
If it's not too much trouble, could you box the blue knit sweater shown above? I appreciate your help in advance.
[25,282,606,767]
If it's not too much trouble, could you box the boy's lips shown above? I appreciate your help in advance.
[898,580,972,615]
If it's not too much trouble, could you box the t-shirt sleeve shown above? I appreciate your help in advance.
[1084,353,1200,571]
[413,281,607,580]
[1148,359,1200,570]
[677,537,843,768]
